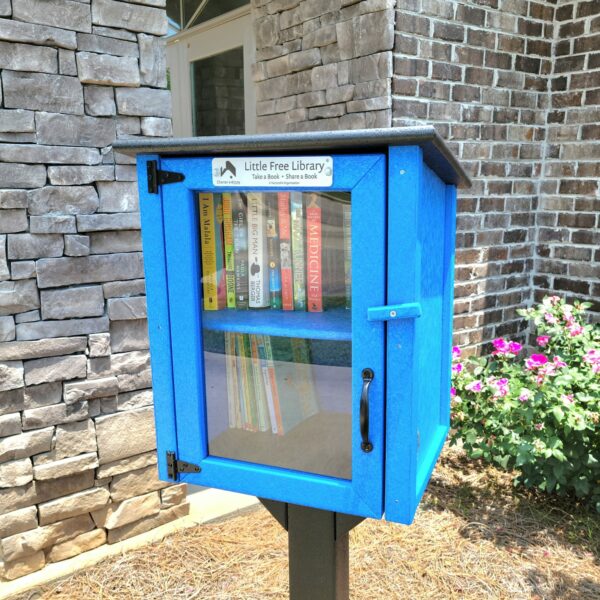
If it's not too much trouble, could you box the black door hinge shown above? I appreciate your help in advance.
[147,160,185,194]
[166,451,201,480]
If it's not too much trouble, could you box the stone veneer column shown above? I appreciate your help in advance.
[252,0,395,132]
[0,0,187,581]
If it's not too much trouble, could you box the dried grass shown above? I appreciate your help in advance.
[15,448,600,600]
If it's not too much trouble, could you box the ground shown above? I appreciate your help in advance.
[14,448,600,600]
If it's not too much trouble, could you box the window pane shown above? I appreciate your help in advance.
[191,47,245,136]
[199,191,353,479]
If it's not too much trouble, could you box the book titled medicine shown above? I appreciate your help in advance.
[247,192,270,308]
[278,192,294,311]
[290,192,306,311]
[199,193,225,311]
[306,193,323,313]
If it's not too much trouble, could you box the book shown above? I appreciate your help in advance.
[222,193,236,309]
[199,192,226,311]
[263,336,284,435]
[306,193,323,313]
[224,332,241,428]
[342,202,351,309]
[248,193,270,308]
[290,192,306,311]
[278,192,294,311]
[291,337,320,420]
[257,336,279,435]
[236,333,257,431]
[232,193,249,310]
[250,334,271,432]
[266,194,282,309]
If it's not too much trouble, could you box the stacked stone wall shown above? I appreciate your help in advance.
[252,0,396,133]
[0,0,187,581]
[536,0,600,310]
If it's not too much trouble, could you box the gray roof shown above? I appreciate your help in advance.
[113,126,470,187]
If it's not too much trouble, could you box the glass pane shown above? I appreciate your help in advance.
[191,48,245,136]
[167,0,248,31]
[198,191,352,479]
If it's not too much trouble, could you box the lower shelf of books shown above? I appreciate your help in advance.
[201,306,351,341]
[208,412,351,480]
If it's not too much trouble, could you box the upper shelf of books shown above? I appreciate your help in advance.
[202,307,351,341]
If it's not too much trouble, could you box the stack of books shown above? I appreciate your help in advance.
[224,332,319,435]
[199,191,351,312]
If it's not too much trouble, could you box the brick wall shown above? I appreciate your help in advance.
[536,0,600,310]
[0,0,187,581]
[393,0,556,351]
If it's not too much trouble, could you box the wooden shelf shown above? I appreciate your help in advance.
[201,307,351,341]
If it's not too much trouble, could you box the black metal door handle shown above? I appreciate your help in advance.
[360,368,374,453]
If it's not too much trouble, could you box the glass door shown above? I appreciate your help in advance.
[160,154,387,518]
[166,6,255,136]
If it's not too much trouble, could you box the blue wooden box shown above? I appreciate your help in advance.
[114,127,469,525]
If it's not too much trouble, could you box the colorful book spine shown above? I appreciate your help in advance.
[266,195,282,309]
[234,333,248,429]
[306,193,323,313]
[290,192,306,311]
[250,335,271,433]
[222,193,236,309]
[224,332,240,428]
[278,192,294,311]
[291,337,319,420]
[263,336,283,435]
[199,193,225,311]
[342,203,352,309]
[248,193,270,308]
[237,333,257,431]
[214,194,226,309]
[232,193,249,310]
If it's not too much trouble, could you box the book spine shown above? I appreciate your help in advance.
[266,194,282,309]
[343,203,352,309]
[224,332,239,429]
[234,333,248,429]
[250,335,270,432]
[257,335,278,434]
[248,193,270,308]
[278,192,294,311]
[199,193,219,311]
[232,193,249,310]
[263,336,283,435]
[290,192,306,311]
[291,337,319,419]
[214,194,226,309]
[222,193,236,309]
[306,193,323,313]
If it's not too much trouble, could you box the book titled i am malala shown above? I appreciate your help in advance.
[199,192,226,311]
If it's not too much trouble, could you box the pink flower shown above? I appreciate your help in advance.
[548,296,560,305]
[526,354,548,370]
[452,362,463,374]
[465,380,482,393]
[544,312,557,324]
[493,377,510,398]
[537,335,550,347]
[508,341,522,354]
[534,423,544,431]
[552,356,566,368]
[452,346,461,360]
[583,349,600,374]
[561,394,574,404]
[519,389,532,403]
[568,323,583,337]
[492,338,522,357]
[450,387,456,397]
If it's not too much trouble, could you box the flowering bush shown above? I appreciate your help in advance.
[451,296,600,512]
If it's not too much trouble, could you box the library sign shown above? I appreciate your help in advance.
[212,156,333,187]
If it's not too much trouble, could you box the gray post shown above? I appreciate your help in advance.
[260,499,364,600]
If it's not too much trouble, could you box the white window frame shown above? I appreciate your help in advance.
[167,5,256,137]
